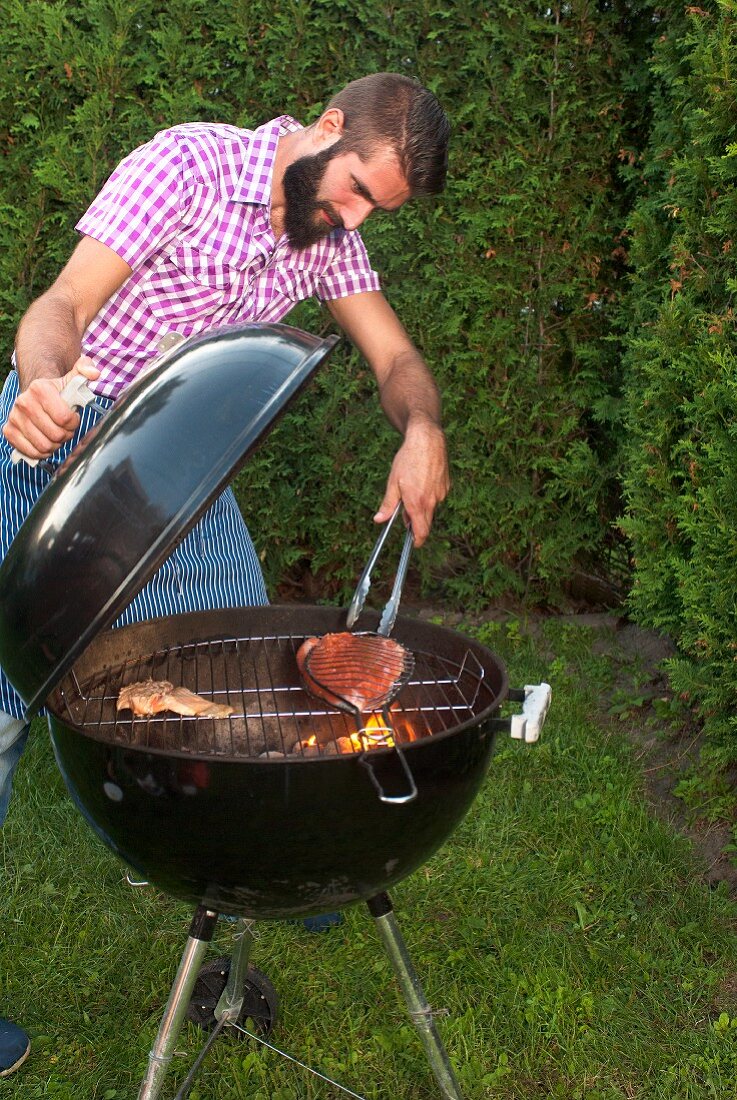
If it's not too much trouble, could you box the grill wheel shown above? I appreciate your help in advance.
[185,957,278,1036]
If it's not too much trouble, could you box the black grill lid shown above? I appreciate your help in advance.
[0,321,339,718]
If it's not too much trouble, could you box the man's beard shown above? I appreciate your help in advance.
[282,144,345,250]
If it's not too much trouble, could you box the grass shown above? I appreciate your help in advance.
[2,615,736,1099]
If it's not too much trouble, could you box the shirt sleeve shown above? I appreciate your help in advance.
[75,129,192,271]
[315,228,381,301]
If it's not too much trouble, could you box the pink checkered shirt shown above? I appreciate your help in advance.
[76,116,381,399]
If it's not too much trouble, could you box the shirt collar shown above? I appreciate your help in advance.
[231,115,302,205]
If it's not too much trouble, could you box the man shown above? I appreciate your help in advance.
[0,72,450,1071]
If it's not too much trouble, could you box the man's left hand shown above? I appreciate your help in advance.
[374,418,450,547]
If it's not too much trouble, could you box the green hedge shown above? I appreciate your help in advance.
[0,0,651,608]
[620,0,737,766]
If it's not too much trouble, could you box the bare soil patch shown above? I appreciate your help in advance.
[596,615,737,897]
[414,604,737,898]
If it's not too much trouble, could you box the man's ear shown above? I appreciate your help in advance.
[313,107,345,149]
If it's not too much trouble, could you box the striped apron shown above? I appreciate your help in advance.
[0,370,268,720]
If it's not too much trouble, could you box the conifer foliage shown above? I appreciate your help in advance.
[620,1,737,760]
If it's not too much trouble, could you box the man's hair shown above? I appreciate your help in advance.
[325,73,449,197]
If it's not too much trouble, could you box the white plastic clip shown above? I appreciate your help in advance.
[509,682,552,743]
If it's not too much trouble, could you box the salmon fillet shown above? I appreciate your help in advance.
[117,679,234,718]
[296,632,414,713]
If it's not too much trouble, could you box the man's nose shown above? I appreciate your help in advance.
[341,198,374,232]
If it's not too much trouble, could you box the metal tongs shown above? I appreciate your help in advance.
[346,501,413,637]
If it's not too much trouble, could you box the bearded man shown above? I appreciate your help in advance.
[0,72,450,1073]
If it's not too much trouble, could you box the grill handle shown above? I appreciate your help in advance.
[11,375,106,468]
[10,334,186,469]
[504,683,552,743]
[360,745,418,805]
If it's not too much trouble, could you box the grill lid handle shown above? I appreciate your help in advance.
[10,375,108,468]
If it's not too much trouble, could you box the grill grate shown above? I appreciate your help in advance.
[56,631,495,759]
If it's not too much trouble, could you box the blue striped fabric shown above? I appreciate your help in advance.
[0,370,268,719]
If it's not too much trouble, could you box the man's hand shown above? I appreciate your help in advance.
[374,417,450,546]
[327,292,450,546]
[3,356,100,461]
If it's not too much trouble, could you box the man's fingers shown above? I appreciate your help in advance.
[373,500,400,525]
[2,354,100,459]
[403,502,432,547]
[5,406,74,457]
[63,355,99,385]
[374,492,433,547]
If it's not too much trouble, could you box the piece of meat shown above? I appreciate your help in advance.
[164,685,235,718]
[296,632,414,713]
[117,679,174,716]
[117,679,234,718]
[296,637,347,711]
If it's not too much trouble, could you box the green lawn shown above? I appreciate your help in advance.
[2,616,736,1099]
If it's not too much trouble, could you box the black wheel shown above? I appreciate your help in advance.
[186,956,278,1037]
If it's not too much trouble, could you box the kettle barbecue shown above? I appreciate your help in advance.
[0,322,551,1100]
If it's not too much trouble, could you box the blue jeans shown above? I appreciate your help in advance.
[0,712,29,827]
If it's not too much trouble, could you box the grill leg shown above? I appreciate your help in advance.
[367,893,465,1100]
[214,918,255,1022]
[137,906,219,1100]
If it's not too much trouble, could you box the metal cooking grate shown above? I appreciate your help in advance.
[56,631,496,759]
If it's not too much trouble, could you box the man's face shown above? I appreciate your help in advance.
[282,141,411,250]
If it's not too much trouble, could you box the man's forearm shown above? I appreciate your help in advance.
[14,290,86,390]
[6,237,127,457]
[372,347,449,544]
[376,348,443,436]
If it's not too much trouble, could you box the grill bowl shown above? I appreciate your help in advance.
[47,605,508,918]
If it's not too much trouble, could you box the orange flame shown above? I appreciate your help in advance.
[296,708,422,756]
[355,711,394,751]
